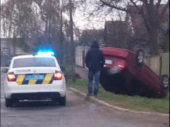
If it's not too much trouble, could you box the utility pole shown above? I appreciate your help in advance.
[60,0,63,64]
[69,0,75,81]
[48,0,52,45]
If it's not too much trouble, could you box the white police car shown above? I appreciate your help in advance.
[3,51,66,107]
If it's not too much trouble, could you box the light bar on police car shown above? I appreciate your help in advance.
[36,51,55,57]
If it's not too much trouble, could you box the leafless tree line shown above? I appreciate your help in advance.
[76,0,169,55]
[1,0,73,51]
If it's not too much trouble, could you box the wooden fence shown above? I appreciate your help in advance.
[161,53,169,76]
[144,56,161,75]
[145,53,169,76]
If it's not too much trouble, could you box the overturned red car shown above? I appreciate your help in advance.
[100,47,169,98]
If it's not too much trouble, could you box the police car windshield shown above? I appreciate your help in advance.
[13,57,56,68]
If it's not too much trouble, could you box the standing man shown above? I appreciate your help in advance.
[85,41,105,97]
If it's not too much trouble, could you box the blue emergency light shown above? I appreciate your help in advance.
[37,51,55,57]
[34,48,55,57]
[34,44,55,57]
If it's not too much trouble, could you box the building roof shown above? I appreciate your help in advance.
[79,29,104,45]
[81,29,104,37]
[105,21,127,35]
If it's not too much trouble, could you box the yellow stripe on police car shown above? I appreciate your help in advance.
[43,74,53,85]
[28,80,37,85]
[16,75,25,85]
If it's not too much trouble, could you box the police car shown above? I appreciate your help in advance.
[3,51,66,107]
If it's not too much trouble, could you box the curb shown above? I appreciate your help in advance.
[69,87,169,117]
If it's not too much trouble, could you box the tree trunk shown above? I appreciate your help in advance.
[59,0,64,65]
[148,30,159,55]
[69,0,76,81]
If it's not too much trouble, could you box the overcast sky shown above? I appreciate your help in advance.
[1,0,6,4]
[0,0,116,38]
[74,0,120,30]
[0,0,109,30]
[0,0,168,30]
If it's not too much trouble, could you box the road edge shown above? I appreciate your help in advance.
[69,87,169,117]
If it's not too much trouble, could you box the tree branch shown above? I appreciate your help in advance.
[86,3,105,19]
[156,0,162,14]
[100,0,132,13]
[129,0,142,13]
[160,0,169,19]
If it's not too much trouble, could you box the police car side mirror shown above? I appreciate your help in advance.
[136,49,145,67]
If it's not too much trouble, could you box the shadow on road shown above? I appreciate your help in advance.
[11,100,65,109]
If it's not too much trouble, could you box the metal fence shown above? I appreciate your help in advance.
[75,46,89,68]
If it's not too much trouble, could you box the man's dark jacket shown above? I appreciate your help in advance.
[85,42,105,73]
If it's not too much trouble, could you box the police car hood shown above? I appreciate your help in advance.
[11,67,60,75]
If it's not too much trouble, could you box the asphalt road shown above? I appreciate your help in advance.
[1,73,169,127]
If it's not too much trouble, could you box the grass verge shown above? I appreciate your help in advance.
[68,79,169,114]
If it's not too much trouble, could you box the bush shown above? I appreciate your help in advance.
[64,65,80,80]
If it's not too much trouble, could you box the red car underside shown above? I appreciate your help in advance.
[100,47,165,98]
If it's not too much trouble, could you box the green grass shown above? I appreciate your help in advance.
[68,79,169,114]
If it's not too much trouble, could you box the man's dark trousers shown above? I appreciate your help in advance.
[88,70,101,96]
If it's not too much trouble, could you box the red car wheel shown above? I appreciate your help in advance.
[160,75,169,98]
[136,49,145,67]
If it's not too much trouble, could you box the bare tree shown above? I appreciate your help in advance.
[76,0,169,55]
[102,0,169,55]
[0,0,72,54]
